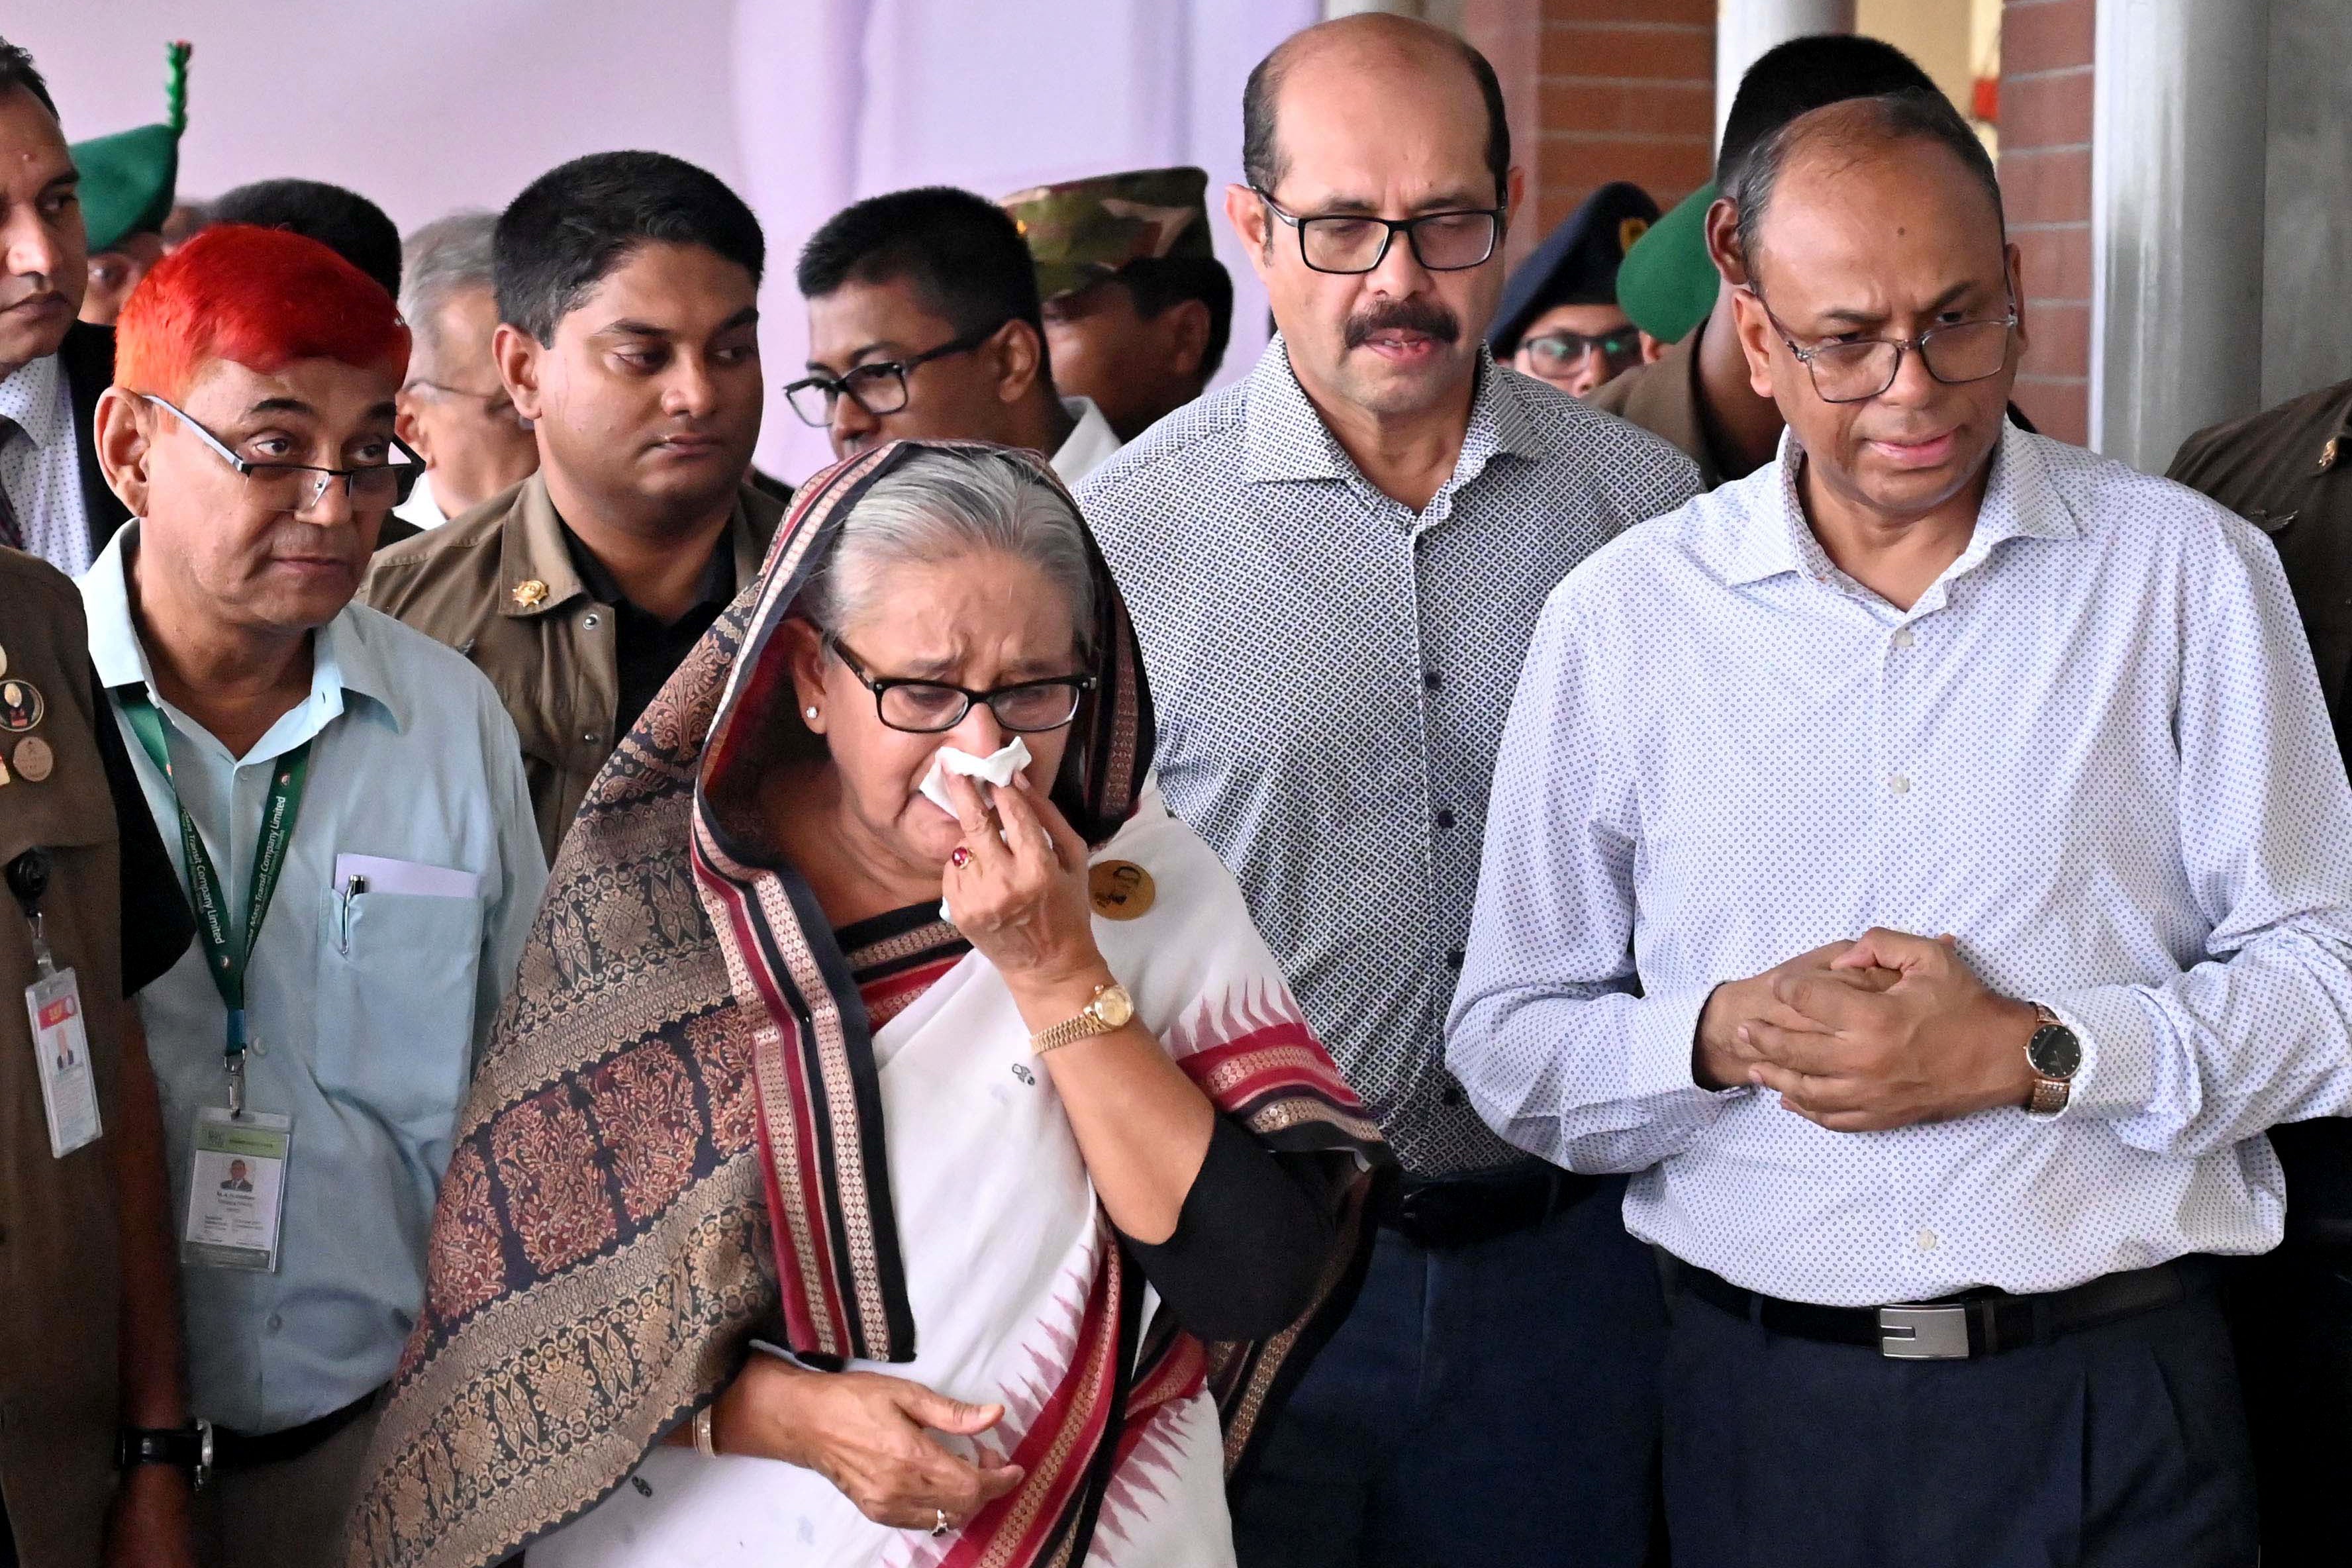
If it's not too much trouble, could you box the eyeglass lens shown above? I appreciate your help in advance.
[243,463,408,511]
[1805,320,2014,403]
[1527,331,1642,370]
[1300,211,1498,274]
[787,364,911,427]
[878,681,1086,734]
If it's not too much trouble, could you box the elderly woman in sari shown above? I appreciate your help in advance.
[345,440,1385,1568]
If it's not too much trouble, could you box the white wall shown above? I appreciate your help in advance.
[26,0,1306,484]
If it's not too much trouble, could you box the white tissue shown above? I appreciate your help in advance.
[918,736,1033,817]
[926,737,1034,925]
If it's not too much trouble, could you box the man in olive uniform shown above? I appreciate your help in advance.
[364,151,781,865]
[2168,373,2352,1568]
[0,547,196,1567]
[1001,167,1234,444]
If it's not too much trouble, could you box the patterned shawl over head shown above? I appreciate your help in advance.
[346,440,1386,1568]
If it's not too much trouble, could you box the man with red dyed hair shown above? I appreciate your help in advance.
[77,224,546,1568]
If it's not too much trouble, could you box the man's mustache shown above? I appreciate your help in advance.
[1344,298,1462,351]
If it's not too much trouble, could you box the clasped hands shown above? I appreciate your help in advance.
[1694,929,2043,1132]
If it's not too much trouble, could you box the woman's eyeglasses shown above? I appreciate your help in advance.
[827,635,1096,734]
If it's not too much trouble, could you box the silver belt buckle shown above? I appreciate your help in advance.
[1878,1302,1970,1359]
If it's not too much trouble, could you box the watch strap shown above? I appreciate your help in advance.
[1032,986,1117,1055]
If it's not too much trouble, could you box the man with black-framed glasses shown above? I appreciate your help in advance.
[793,186,1122,485]
[1449,87,2347,1567]
[1079,15,1700,1568]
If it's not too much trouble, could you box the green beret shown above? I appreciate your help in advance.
[1614,181,1721,346]
[1000,166,1213,302]
[72,40,190,256]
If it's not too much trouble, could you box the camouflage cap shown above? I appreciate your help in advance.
[1000,166,1214,302]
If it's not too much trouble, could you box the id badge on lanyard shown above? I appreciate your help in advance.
[9,849,103,1158]
[122,696,314,1271]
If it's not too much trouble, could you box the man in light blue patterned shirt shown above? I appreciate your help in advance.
[78,225,544,1568]
[1449,89,2352,1567]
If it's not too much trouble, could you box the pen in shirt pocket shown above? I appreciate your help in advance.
[338,873,368,955]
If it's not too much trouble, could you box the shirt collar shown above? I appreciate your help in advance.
[81,522,405,746]
[1240,333,1550,489]
[0,350,70,450]
[560,514,736,622]
[1718,423,2077,591]
[1051,395,1123,486]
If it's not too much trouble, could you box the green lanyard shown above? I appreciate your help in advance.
[122,694,312,1114]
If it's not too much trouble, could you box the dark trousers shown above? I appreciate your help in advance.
[2224,1246,2352,1565]
[1232,1175,1667,1568]
[1661,1269,2259,1568]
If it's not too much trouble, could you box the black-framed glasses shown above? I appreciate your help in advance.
[1253,188,1502,275]
[828,635,1096,734]
[1522,326,1644,376]
[1743,286,2018,404]
[146,395,424,510]
[783,321,1006,428]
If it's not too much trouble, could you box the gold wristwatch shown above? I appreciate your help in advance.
[2024,1001,2082,1116]
[1032,983,1134,1054]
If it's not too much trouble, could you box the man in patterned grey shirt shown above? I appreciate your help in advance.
[1079,15,1699,1567]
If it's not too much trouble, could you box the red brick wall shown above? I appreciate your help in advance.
[1998,0,2094,445]
[1463,0,1717,270]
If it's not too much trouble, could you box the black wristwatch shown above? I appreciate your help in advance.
[116,1420,212,1490]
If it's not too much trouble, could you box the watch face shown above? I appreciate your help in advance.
[2030,1022,2082,1080]
[1093,985,1134,1030]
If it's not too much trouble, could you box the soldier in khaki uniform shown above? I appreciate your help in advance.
[2168,375,2352,1568]
[1001,167,1233,444]
[0,547,195,1567]
[363,151,781,864]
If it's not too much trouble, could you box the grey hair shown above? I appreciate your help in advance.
[799,450,1099,656]
[398,211,499,385]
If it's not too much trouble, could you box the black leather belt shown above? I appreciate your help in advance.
[1674,1258,2194,1360]
[1379,1163,1601,1250]
[213,1387,381,1471]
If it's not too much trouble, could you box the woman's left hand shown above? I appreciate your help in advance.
[940,770,1102,989]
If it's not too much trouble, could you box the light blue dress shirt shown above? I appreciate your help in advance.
[1447,428,2352,1307]
[81,524,547,1432]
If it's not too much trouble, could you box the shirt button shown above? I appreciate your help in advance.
[582,731,600,745]
[1446,947,1465,970]
[1436,808,1457,830]
[1892,628,1915,649]
[583,613,602,629]
[1423,669,1443,691]
[266,1312,284,1334]
[1441,1084,1467,1108]
[1888,775,1911,795]
[1916,1228,1939,1251]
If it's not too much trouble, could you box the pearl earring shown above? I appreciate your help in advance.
[805,707,820,722]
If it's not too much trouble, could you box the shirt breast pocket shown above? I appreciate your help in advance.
[314,883,482,1138]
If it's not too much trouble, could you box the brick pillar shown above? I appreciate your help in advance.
[1998,0,2094,446]
[1463,0,1716,270]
